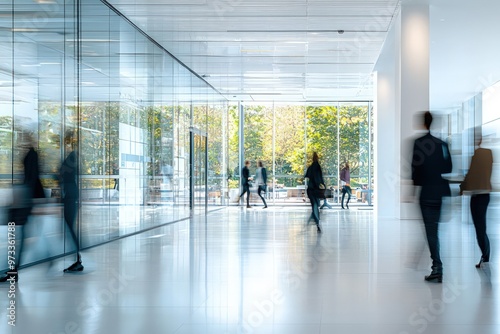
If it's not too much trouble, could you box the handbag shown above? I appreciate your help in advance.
[316,183,326,198]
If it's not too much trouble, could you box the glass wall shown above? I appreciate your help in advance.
[0,0,227,271]
[228,102,374,206]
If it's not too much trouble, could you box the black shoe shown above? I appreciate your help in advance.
[263,206,268,209]
[0,271,18,282]
[64,261,84,273]
[346,204,349,209]
[341,206,345,209]
[317,225,322,233]
[424,272,442,283]
[246,205,251,208]
[476,256,489,268]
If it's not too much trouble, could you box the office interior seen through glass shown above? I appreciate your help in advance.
[0,0,373,272]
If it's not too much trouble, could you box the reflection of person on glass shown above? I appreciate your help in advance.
[255,161,268,208]
[411,112,452,283]
[460,131,493,268]
[60,131,84,272]
[305,152,323,233]
[239,160,252,208]
[112,163,119,190]
[1,133,45,283]
[340,162,351,209]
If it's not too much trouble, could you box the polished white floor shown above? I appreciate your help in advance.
[0,199,499,334]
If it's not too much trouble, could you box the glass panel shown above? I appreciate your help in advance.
[0,0,226,273]
[207,100,227,207]
[193,133,207,212]
[227,103,240,204]
[339,102,371,206]
[273,104,307,205]
[305,104,340,205]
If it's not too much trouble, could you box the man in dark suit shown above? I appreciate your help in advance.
[239,160,252,208]
[411,111,452,283]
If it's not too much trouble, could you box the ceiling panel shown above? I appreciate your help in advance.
[105,0,401,101]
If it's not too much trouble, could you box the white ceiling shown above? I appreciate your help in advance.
[106,0,402,102]
[4,0,495,108]
[429,0,500,110]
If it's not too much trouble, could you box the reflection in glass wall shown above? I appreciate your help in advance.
[0,0,227,271]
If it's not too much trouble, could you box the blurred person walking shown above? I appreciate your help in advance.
[305,152,324,233]
[460,132,493,268]
[411,111,452,282]
[340,162,351,209]
[0,134,45,282]
[255,160,268,208]
[239,160,252,208]
[60,132,84,272]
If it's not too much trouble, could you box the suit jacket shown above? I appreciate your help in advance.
[241,166,250,186]
[24,147,45,199]
[460,147,493,194]
[305,161,324,190]
[411,132,452,201]
[60,151,79,200]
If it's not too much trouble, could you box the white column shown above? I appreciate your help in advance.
[400,2,430,220]
[374,2,430,219]
[374,11,401,219]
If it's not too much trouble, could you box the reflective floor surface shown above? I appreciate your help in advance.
[0,198,499,334]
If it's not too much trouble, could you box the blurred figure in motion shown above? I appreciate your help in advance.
[340,162,351,209]
[61,131,84,272]
[305,152,324,233]
[255,160,268,208]
[239,160,252,208]
[411,111,452,283]
[460,130,493,268]
[1,132,45,282]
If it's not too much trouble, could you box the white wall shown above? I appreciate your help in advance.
[374,2,432,219]
[373,11,401,219]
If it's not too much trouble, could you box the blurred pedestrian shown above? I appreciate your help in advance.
[411,111,452,282]
[460,131,493,268]
[340,162,351,209]
[305,152,324,233]
[239,160,252,208]
[60,131,84,272]
[255,161,268,208]
[1,133,45,282]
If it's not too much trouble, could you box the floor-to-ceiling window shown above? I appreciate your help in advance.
[0,0,227,272]
[228,102,374,206]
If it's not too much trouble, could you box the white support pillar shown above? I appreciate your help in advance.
[374,1,430,219]
[400,2,430,220]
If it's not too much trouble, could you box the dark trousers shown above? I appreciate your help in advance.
[64,197,81,261]
[307,189,320,224]
[420,199,443,273]
[471,194,490,261]
[341,186,351,207]
[257,185,267,207]
[8,207,31,271]
[240,184,250,206]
